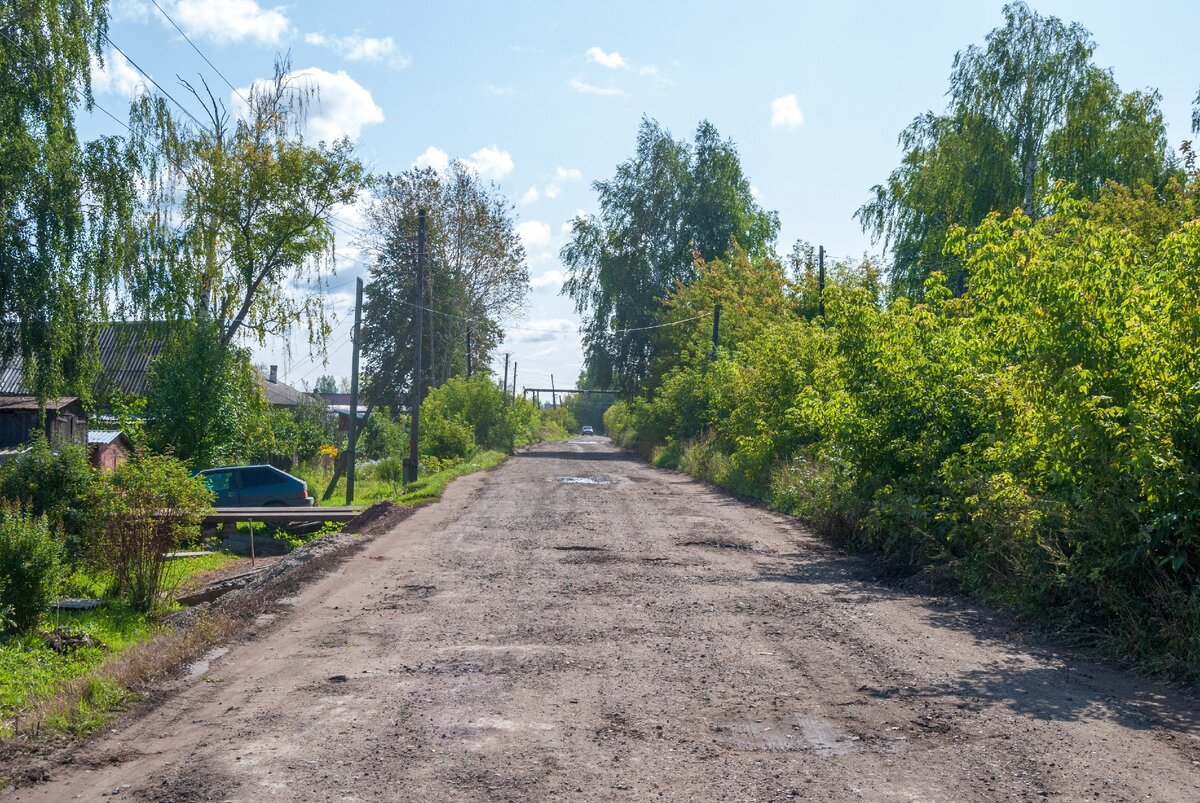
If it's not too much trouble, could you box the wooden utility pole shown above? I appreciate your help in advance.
[345,276,364,505]
[502,353,510,398]
[404,209,427,485]
[818,245,826,319]
[511,362,517,399]
[551,374,557,409]
[709,302,721,361]
[466,326,472,378]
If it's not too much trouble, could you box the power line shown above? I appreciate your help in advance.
[148,0,248,106]
[101,33,205,128]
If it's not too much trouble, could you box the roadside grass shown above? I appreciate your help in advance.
[295,449,508,507]
[0,553,236,739]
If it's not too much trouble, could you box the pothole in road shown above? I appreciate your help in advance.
[718,716,856,755]
[556,476,614,485]
[552,545,607,552]
[187,646,228,680]
[679,538,755,551]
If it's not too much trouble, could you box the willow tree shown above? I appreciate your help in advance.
[1,1,137,401]
[126,58,367,350]
[860,2,1176,297]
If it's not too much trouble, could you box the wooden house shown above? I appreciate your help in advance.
[0,396,87,448]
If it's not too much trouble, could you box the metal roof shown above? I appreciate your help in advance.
[0,323,168,398]
[87,429,128,445]
[0,396,80,412]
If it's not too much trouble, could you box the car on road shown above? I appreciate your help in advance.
[196,464,315,507]
[581,426,594,436]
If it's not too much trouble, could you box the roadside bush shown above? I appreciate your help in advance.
[0,435,95,557]
[0,507,62,633]
[88,453,214,613]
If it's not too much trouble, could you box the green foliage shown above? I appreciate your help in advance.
[562,117,778,393]
[859,2,1177,297]
[361,408,406,460]
[1,1,138,402]
[88,453,214,613]
[144,320,272,469]
[418,375,523,458]
[0,435,95,557]
[0,508,62,633]
[126,58,367,351]
[618,190,1200,679]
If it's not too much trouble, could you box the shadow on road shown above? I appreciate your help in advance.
[754,548,1200,734]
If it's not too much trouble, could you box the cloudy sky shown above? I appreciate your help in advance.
[86,0,1200,392]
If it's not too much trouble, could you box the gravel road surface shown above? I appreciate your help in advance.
[10,438,1199,801]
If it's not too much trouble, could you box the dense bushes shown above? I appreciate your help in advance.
[419,375,544,460]
[0,436,94,557]
[0,508,62,633]
[612,190,1200,677]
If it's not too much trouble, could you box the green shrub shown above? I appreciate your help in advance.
[89,453,214,613]
[0,435,95,557]
[0,508,62,633]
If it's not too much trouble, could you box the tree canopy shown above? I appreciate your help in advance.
[561,117,778,394]
[859,1,1176,297]
[360,163,528,408]
[1,1,137,401]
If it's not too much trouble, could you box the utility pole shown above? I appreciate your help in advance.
[404,209,427,485]
[345,276,364,505]
[551,374,557,409]
[818,245,826,319]
[709,302,721,361]
[466,325,472,378]
[511,362,517,399]
[502,353,510,398]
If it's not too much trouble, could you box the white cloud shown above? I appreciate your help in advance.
[517,220,552,251]
[172,0,288,45]
[585,46,628,70]
[771,93,804,130]
[111,0,150,22]
[569,78,626,97]
[414,146,450,172]
[237,67,384,143]
[91,49,142,97]
[521,185,540,204]
[544,166,582,199]
[483,84,518,96]
[461,145,514,180]
[306,32,411,70]
[530,270,565,290]
[750,185,762,199]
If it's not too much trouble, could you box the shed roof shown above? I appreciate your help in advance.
[0,396,81,413]
[87,429,129,446]
[0,323,168,398]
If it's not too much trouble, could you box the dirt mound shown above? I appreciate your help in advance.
[341,500,417,535]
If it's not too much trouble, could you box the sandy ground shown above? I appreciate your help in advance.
[8,438,1199,802]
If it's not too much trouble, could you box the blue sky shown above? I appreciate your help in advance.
[86,0,1200,393]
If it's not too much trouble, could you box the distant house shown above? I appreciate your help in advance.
[316,391,368,431]
[0,396,87,449]
[258,365,313,409]
[88,429,133,472]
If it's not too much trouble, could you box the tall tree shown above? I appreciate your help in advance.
[126,58,367,350]
[859,2,1176,297]
[561,118,778,394]
[360,163,528,408]
[0,1,137,401]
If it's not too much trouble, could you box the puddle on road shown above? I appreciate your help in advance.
[571,440,601,445]
[722,715,856,755]
[188,646,228,679]
[556,476,613,485]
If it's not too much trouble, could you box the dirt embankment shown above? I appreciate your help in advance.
[6,440,1199,802]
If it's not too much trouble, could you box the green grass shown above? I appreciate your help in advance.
[0,552,237,736]
[294,450,508,507]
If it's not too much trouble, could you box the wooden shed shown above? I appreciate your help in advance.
[88,429,133,472]
[0,396,88,448]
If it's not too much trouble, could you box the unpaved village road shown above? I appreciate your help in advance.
[11,439,1200,801]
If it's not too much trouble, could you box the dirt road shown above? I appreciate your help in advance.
[10,439,1199,801]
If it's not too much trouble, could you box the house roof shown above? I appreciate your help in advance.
[0,323,168,398]
[0,396,81,413]
[87,429,130,446]
[257,370,313,408]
